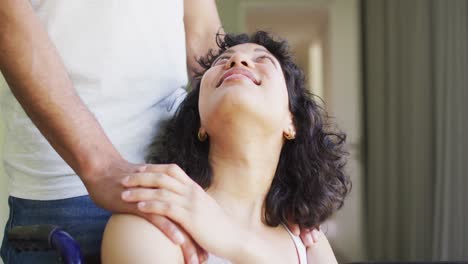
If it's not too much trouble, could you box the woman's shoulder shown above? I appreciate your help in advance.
[101,214,184,264]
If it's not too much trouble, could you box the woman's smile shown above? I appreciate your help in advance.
[217,67,261,88]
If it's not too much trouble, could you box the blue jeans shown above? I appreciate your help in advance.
[1,195,111,264]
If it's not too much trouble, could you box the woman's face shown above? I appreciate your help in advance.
[198,43,293,139]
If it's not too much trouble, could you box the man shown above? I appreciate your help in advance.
[0,1,222,263]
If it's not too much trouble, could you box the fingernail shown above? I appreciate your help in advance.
[200,253,208,263]
[305,233,314,245]
[174,231,185,244]
[122,191,130,199]
[190,254,199,264]
[312,229,320,242]
[137,201,146,208]
[122,176,130,184]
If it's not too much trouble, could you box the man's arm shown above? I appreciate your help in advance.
[0,0,121,180]
[0,0,144,216]
[184,0,224,80]
[0,2,209,262]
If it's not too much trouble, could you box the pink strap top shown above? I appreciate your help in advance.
[206,225,307,264]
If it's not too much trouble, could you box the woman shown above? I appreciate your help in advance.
[101,31,350,263]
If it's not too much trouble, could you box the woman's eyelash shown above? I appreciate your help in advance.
[256,55,275,64]
[213,57,229,65]
[213,55,273,65]
[256,55,270,61]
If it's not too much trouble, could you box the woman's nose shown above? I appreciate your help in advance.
[226,53,252,69]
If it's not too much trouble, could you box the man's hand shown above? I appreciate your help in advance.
[184,0,223,79]
[81,157,139,213]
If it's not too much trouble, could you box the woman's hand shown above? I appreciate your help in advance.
[304,229,338,264]
[288,224,338,263]
[120,164,246,261]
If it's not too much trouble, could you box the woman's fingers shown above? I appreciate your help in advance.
[288,223,301,236]
[135,190,206,264]
[305,230,338,264]
[180,231,202,264]
[144,214,186,245]
[144,215,203,264]
[196,243,208,264]
[300,230,314,247]
[139,163,193,184]
[122,187,186,205]
[137,200,187,224]
[311,229,320,243]
[300,228,321,247]
[127,188,190,223]
[122,172,186,194]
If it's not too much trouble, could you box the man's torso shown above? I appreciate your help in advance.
[0,0,188,200]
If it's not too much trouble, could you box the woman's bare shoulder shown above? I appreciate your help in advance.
[101,214,183,264]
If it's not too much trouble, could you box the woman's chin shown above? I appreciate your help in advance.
[202,83,281,134]
[216,87,261,112]
[207,97,276,134]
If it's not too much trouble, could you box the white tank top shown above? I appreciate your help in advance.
[206,225,307,264]
[0,0,188,200]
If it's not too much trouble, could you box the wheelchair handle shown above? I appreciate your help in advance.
[8,225,83,264]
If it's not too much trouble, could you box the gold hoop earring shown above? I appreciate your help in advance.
[284,131,296,140]
[197,130,208,142]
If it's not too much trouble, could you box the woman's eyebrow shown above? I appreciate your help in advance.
[254,47,270,53]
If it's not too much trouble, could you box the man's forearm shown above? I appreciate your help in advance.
[184,0,224,80]
[0,0,121,179]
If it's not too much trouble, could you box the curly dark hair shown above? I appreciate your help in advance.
[147,31,350,229]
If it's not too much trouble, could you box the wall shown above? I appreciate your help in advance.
[327,0,365,261]
[0,75,7,264]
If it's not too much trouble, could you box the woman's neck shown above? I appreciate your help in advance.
[206,133,283,229]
